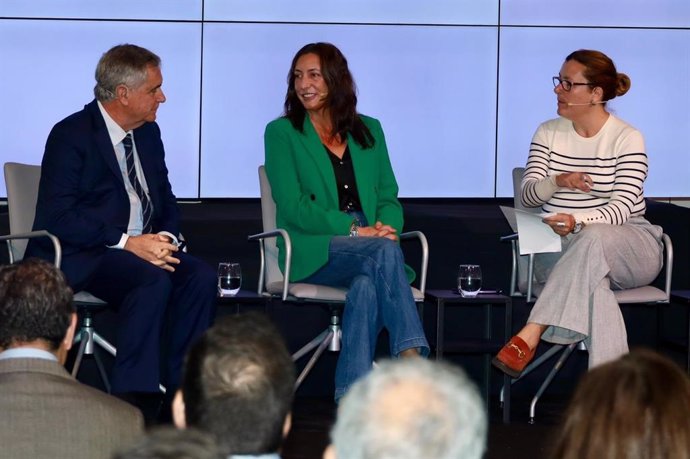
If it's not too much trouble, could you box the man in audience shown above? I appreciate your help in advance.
[173,312,295,458]
[25,43,216,418]
[0,259,143,459]
[324,358,487,459]
[114,427,219,459]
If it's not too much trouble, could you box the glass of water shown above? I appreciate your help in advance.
[218,262,241,296]
[458,264,482,298]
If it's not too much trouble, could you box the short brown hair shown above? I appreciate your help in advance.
[0,258,74,349]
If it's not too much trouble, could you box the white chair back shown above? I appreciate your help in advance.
[512,167,537,296]
[258,165,286,290]
[4,162,41,261]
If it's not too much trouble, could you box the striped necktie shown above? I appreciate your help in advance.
[122,133,153,233]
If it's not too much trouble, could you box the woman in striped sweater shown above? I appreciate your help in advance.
[492,49,664,378]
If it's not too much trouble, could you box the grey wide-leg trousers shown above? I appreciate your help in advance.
[528,217,663,368]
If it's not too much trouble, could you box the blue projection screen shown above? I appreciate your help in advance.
[0,1,689,198]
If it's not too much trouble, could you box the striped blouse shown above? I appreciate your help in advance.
[521,115,647,226]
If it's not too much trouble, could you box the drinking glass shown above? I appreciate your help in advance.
[458,264,482,298]
[218,262,241,296]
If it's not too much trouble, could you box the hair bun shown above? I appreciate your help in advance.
[616,73,631,97]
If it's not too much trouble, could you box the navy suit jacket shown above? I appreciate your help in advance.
[26,100,180,289]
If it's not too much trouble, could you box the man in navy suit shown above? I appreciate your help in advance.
[26,44,216,418]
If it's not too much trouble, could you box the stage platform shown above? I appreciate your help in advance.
[1,198,688,403]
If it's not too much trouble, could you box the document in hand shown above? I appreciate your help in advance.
[499,206,562,255]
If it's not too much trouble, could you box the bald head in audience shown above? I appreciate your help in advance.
[325,358,487,459]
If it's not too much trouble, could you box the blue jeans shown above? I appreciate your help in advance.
[300,235,429,401]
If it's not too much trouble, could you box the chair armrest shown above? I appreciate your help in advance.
[500,233,535,301]
[662,233,673,299]
[248,229,292,301]
[400,230,429,294]
[0,230,62,268]
[500,232,518,242]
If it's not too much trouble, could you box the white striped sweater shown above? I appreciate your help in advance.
[521,115,647,226]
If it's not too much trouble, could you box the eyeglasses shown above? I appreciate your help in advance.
[552,76,593,92]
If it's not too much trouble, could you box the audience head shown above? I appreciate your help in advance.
[326,358,487,459]
[0,258,75,358]
[94,43,162,102]
[113,426,219,459]
[564,49,630,102]
[174,312,295,456]
[551,348,690,459]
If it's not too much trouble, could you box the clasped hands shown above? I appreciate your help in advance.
[356,221,398,241]
[124,233,180,272]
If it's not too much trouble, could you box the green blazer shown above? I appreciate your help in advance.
[264,114,408,282]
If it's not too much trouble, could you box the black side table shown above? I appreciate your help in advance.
[426,289,513,423]
[216,289,269,314]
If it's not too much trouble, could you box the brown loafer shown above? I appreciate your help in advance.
[492,336,535,378]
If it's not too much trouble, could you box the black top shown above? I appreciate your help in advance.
[325,144,363,212]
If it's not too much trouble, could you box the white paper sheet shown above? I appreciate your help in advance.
[500,206,562,255]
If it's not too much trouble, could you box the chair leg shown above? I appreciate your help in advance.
[71,329,89,378]
[73,313,168,394]
[293,312,342,390]
[294,330,335,389]
[529,343,577,424]
[499,344,566,405]
[93,332,117,357]
[92,349,112,393]
[71,314,115,393]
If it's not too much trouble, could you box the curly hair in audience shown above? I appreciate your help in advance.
[0,258,74,349]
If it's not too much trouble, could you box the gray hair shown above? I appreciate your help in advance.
[331,359,487,459]
[94,43,161,102]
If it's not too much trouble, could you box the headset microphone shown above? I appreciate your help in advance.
[566,101,607,106]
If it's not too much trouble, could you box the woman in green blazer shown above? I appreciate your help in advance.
[264,42,429,401]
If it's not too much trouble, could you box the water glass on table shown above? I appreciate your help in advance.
[218,262,241,296]
[458,264,482,297]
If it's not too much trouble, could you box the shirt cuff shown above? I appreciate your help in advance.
[108,233,129,250]
[158,231,179,246]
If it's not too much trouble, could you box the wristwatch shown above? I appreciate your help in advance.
[349,221,359,237]
[572,221,585,234]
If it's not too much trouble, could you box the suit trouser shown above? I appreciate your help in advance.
[83,250,216,394]
[529,218,663,368]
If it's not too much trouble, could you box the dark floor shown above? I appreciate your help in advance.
[282,395,566,459]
